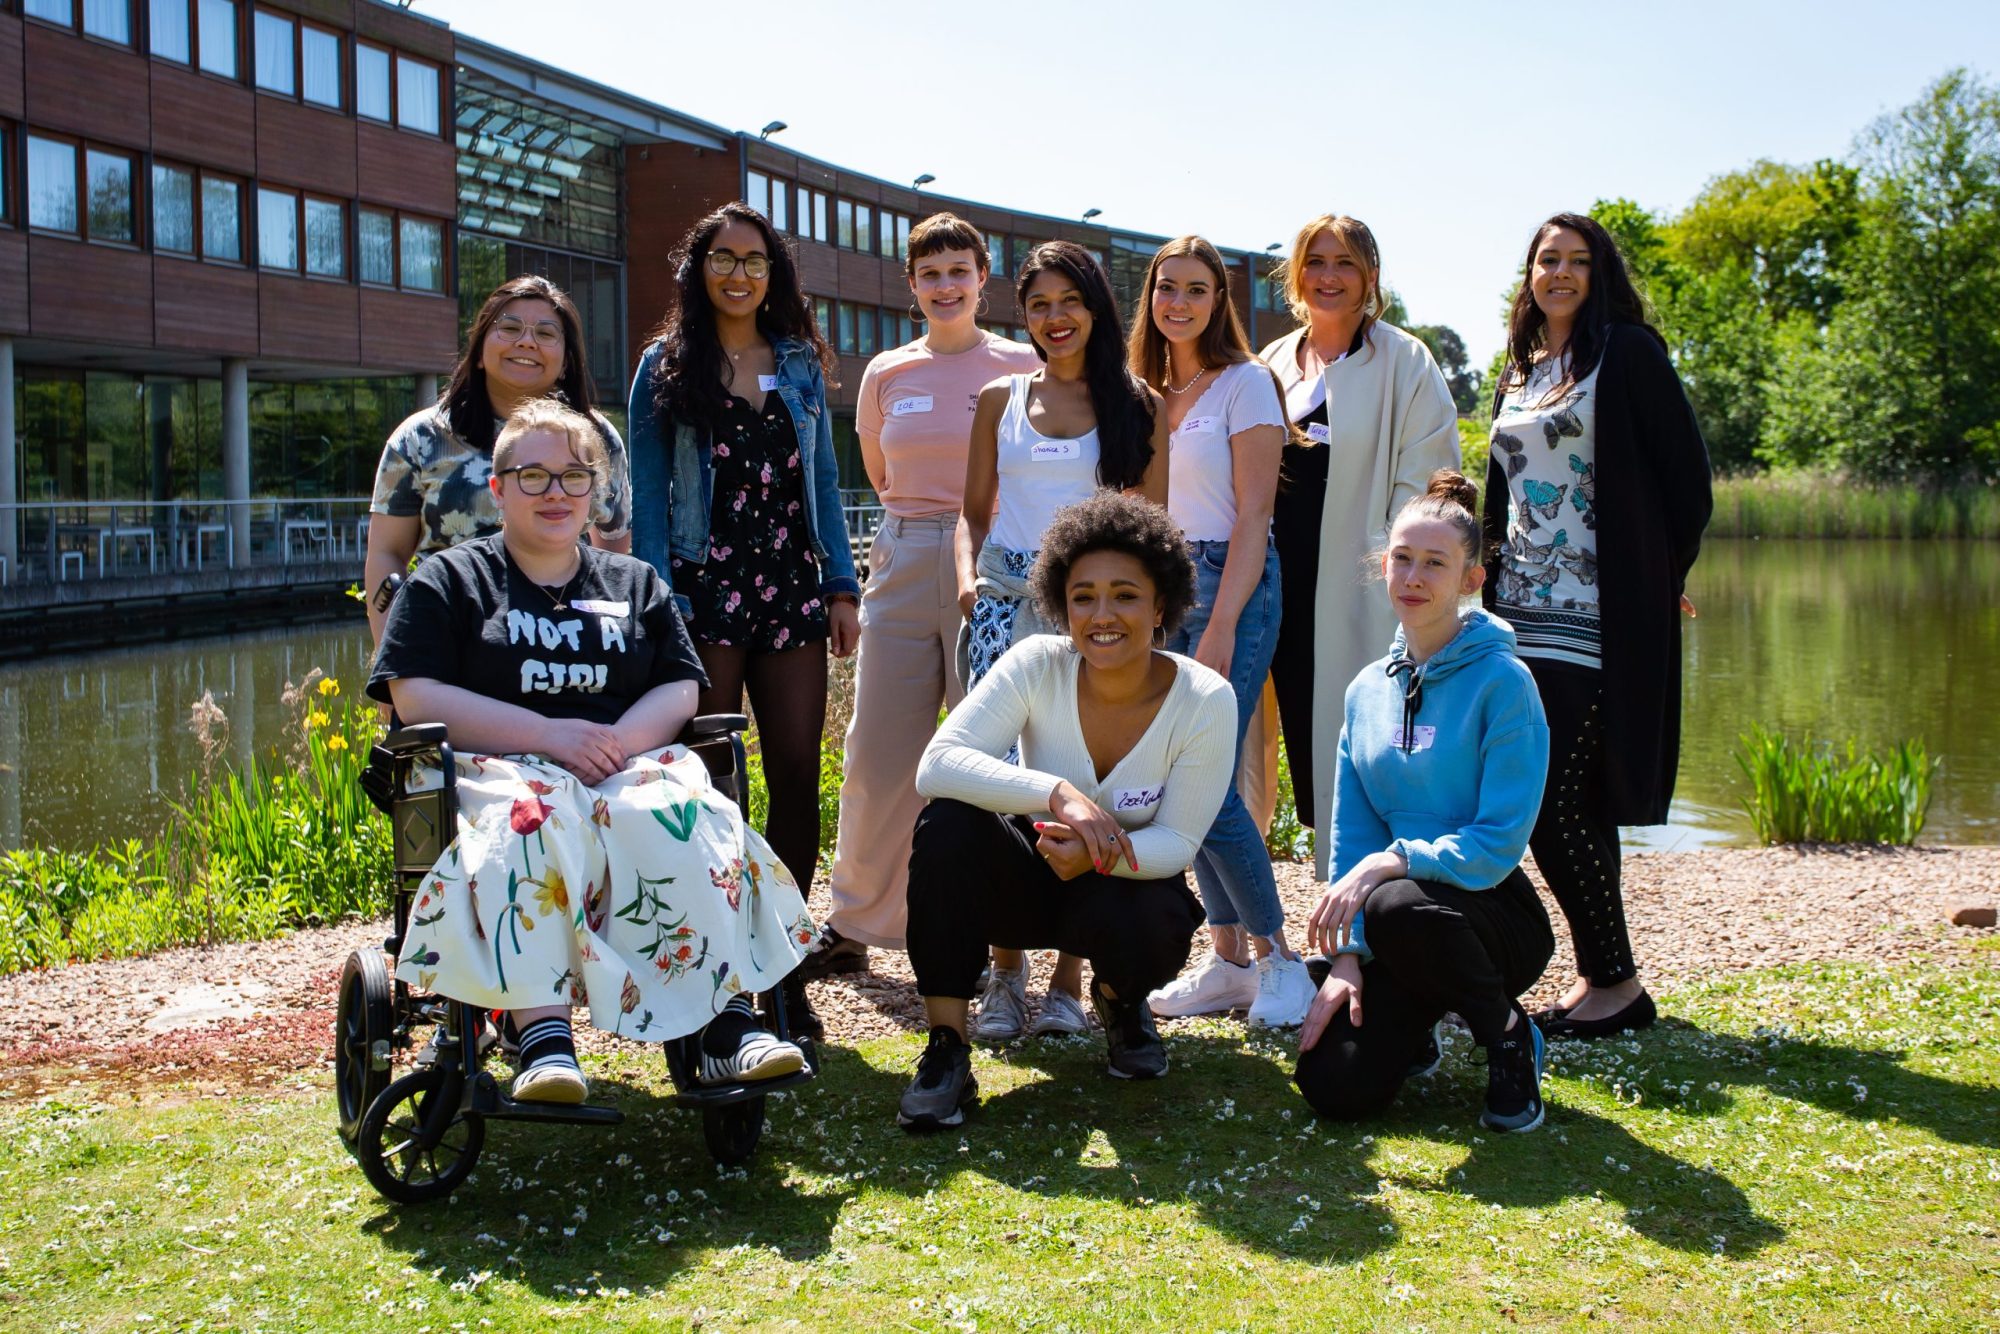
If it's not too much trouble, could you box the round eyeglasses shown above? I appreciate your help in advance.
[489,317,566,348]
[706,252,771,279]
[497,465,597,497]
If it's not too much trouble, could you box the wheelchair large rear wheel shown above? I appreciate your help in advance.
[703,1095,765,1167]
[335,949,393,1146]
[356,1065,485,1205]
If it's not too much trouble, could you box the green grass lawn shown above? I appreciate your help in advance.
[6,956,1998,1332]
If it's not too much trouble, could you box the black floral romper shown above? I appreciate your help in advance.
[673,391,829,652]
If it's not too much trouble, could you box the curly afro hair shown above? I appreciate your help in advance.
[1029,493,1197,637]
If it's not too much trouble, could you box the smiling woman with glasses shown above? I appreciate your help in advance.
[627,201,858,1041]
[365,275,634,644]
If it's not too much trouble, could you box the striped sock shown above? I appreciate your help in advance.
[700,994,760,1058]
[515,1015,579,1074]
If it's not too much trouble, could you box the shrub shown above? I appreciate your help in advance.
[1733,725,1938,845]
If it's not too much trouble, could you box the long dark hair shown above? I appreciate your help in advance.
[442,276,597,452]
[648,202,833,432]
[1503,212,1662,397]
[1016,240,1155,491]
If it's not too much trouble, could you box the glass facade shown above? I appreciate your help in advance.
[454,73,623,259]
[457,233,625,406]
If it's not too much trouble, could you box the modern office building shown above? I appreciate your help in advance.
[1,0,1289,644]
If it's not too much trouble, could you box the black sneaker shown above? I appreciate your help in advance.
[1479,1008,1546,1133]
[898,1027,977,1132]
[1406,1020,1444,1080]
[794,925,869,983]
[1089,977,1168,1080]
[777,973,825,1043]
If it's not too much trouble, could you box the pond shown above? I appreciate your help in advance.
[1,539,1995,853]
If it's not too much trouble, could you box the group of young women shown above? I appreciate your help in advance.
[363,199,1710,1134]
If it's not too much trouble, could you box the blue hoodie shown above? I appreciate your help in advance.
[1331,609,1549,961]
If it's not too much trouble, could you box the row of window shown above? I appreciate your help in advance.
[8,126,446,291]
[20,0,442,135]
[745,171,917,261]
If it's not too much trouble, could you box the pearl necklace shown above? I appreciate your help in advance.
[1165,363,1208,395]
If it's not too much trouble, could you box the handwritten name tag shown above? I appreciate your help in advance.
[891,395,934,416]
[570,599,629,617]
[1031,439,1081,462]
[1305,422,1332,444]
[1112,785,1164,814]
[757,374,780,392]
[1390,724,1437,752]
[1177,415,1219,436]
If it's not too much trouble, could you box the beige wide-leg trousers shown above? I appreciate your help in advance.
[827,512,967,949]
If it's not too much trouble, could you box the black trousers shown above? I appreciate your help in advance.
[1293,871,1553,1120]
[1526,658,1633,986]
[906,799,1205,1002]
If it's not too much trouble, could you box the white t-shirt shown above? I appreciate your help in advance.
[991,374,1103,553]
[1167,360,1287,541]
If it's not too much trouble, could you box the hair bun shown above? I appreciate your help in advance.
[1425,468,1478,512]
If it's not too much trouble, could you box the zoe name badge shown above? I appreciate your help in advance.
[757,374,780,392]
[1390,724,1437,751]
[1031,439,1081,462]
[892,395,934,417]
[1305,422,1332,444]
[1112,785,1164,814]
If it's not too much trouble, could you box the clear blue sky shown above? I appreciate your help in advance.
[416,0,1995,366]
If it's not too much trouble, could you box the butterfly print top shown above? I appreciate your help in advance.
[1489,358,1602,668]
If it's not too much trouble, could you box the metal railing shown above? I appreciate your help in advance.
[840,489,886,567]
[0,498,375,588]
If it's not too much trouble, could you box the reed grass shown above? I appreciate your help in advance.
[1733,725,1938,846]
[1710,472,2000,539]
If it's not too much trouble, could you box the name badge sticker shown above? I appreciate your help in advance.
[757,374,780,392]
[1390,724,1437,752]
[1112,785,1164,814]
[1305,422,1332,444]
[1176,415,1219,436]
[570,599,630,617]
[1030,439,1082,462]
[891,395,934,417]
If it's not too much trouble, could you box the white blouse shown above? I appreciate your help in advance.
[915,636,1237,879]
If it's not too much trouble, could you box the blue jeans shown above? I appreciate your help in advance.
[1162,537,1283,937]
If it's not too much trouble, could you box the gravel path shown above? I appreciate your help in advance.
[2,846,1993,1091]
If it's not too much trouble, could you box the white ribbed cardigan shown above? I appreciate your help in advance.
[916,636,1237,880]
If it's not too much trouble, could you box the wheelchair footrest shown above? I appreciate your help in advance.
[468,1072,625,1126]
[667,1042,819,1108]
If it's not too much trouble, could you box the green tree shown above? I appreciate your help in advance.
[1410,323,1482,414]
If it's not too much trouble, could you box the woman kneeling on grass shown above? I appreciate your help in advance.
[370,398,815,1104]
[1294,471,1556,1133]
[897,493,1236,1130]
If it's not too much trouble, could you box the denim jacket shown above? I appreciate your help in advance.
[627,335,859,611]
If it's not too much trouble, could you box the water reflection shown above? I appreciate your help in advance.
[1,541,1994,852]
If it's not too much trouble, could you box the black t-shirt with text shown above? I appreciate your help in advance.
[368,533,706,725]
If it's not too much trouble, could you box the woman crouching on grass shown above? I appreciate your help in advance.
[1293,471,1556,1133]
[897,493,1236,1130]
[370,398,815,1103]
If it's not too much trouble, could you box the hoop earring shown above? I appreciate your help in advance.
[976,294,989,317]
[908,303,925,325]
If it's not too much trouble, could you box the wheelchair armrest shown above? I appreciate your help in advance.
[682,713,749,742]
[380,722,449,754]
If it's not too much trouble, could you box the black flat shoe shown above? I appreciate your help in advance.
[794,926,869,984]
[1541,990,1656,1040]
[1527,1002,1574,1028]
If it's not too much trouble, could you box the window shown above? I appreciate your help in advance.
[304,197,343,277]
[897,214,911,258]
[85,0,131,42]
[396,56,440,134]
[835,198,853,250]
[769,178,787,232]
[87,149,134,242]
[152,163,194,253]
[27,136,78,233]
[857,305,878,357]
[813,295,832,342]
[197,0,236,78]
[252,9,292,93]
[358,208,393,285]
[149,0,189,60]
[356,43,390,121]
[878,213,897,260]
[836,301,856,355]
[811,190,827,243]
[855,204,871,256]
[745,170,768,220]
[25,1,74,24]
[301,25,339,108]
[0,130,9,227]
[987,231,1007,276]
[1010,235,1036,275]
[257,185,296,269]
[400,216,443,291]
[201,175,240,260]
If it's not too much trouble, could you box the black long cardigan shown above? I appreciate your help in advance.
[1483,323,1714,826]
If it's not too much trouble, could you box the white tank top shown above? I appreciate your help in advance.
[990,373,1102,553]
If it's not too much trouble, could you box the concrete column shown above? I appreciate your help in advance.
[0,337,16,575]
[415,372,438,407]
[222,358,250,567]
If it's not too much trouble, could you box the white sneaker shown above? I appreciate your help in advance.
[1148,952,1258,1018]
[1247,955,1315,1029]
[971,966,1027,1042]
[1029,988,1090,1036]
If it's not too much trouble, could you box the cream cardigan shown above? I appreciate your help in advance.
[1258,321,1460,879]
[916,636,1237,880]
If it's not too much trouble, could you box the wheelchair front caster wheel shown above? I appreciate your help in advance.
[335,949,393,1146]
[703,1095,766,1167]
[356,1066,485,1205]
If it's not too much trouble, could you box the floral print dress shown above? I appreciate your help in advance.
[672,391,829,652]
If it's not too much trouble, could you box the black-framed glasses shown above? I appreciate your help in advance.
[490,317,566,347]
[706,251,770,279]
[497,465,597,497]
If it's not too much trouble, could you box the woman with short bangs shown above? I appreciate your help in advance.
[1127,236,1315,1030]
[366,275,633,643]
[1253,216,1459,884]
[953,240,1168,1042]
[627,202,860,1038]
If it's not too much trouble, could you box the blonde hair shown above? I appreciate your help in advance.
[493,398,608,506]
[1279,215,1384,335]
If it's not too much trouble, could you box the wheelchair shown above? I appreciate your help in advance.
[334,713,818,1205]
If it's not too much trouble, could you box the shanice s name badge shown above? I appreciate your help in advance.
[757,374,780,392]
[1030,440,1081,462]
[1390,724,1437,752]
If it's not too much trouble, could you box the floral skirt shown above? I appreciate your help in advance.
[395,748,814,1042]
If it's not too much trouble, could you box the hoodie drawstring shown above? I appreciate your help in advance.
[1386,653,1423,754]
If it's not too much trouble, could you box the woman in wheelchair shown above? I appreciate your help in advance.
[368,397,816,1105]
